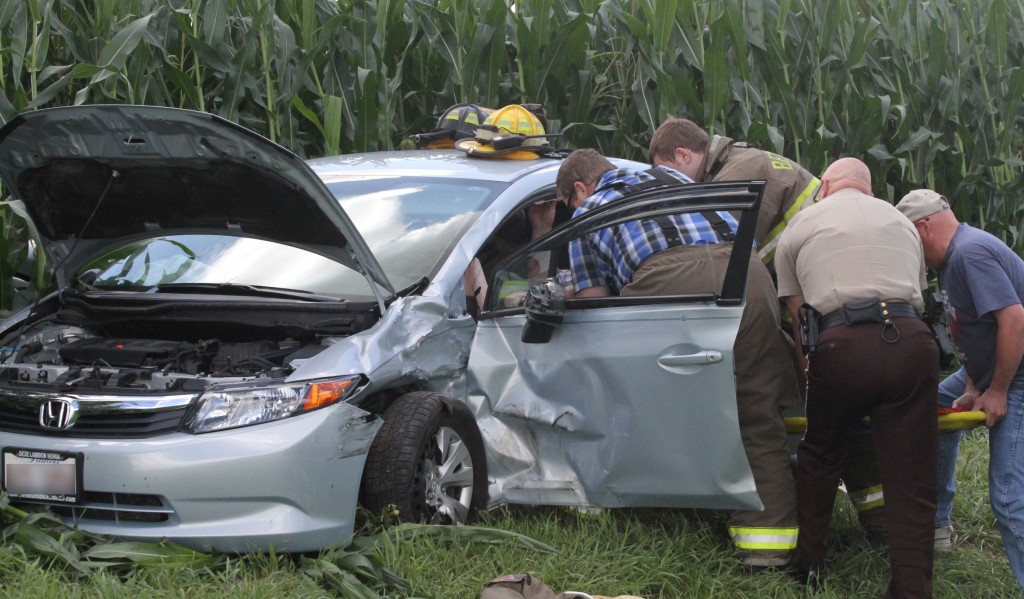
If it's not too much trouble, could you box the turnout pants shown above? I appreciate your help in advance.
[798,319,938,598]
[623,243,800,566]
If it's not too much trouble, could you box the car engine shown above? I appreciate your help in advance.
[0,293,378,394]
[1,325,318,393]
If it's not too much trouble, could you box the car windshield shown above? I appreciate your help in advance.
[76,177,506,299]
[324,176,506,289]
[80,235,374,298]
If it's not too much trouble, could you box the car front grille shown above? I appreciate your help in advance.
[16,491,173,523]
[0,390,196,438]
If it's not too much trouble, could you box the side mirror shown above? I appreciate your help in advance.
[521,279,565,344]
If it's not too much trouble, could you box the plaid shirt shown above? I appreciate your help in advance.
[569,166,738,293]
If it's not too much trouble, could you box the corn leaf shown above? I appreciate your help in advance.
[82,541,220,567]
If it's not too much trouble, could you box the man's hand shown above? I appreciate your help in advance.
[575,285,611,298]
[958,387,1008,428]
[974,388,1009,428]
[951,388,981,411]
[964,303,1024,428]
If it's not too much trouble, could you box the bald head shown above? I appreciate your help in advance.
[820,157,872,198]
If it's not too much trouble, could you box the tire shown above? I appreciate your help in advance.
[361,391,488,524]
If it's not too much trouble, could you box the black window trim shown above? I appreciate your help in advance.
[477,180,766,318]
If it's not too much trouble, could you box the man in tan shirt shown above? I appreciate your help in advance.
[775,158,939,597]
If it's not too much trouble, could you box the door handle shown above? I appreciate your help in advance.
[658,351,724,366]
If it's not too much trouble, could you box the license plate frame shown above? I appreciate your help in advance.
[2,447,83,504]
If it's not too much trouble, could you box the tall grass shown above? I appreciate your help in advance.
[1,1,1019,191]
[379,432,1014,596]
[0,432,1015,597]
[2,1,1015,313]
[0,0,1021,301]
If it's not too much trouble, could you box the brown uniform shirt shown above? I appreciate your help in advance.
[774,188,927,315]
[695,135,821,270]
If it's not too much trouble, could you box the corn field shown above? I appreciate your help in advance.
[0,0,1022,309]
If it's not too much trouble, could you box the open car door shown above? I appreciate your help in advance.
[467,180,767,510]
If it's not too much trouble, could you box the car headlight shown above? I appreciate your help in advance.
[185,375,363,434]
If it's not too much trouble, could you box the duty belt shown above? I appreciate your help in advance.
[819,300,919,330]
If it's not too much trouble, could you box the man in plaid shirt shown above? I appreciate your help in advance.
[564,160,737,296]
[555,149,801,570]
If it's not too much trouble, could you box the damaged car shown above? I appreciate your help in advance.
[0,105,766,552]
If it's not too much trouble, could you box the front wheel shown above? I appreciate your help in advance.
[361,392,488,524]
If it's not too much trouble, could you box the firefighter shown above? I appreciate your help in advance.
[648,117,821,272]
[649,118,888,558]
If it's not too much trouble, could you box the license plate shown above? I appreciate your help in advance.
[2,448,82,504]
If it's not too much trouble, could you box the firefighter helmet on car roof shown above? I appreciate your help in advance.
[411,104,493,149]
[482,104,545,137]
[454,104,557,160]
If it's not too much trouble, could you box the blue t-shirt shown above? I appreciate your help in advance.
[940,223,1024,389]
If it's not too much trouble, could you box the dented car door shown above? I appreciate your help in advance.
[466,181,767,510]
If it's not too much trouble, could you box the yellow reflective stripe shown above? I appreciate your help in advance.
[756,231,781,261]
[758,176,821,263]
[849,484,885,511]
[729,526,799,550]
[448,114,479,126]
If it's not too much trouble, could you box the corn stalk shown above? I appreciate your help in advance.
[0,0,1022,313]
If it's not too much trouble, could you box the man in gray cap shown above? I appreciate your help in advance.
[897,189,1024,590]
[897,188,1024,589]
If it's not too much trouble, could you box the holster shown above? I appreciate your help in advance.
[923,292,957,369]
[800,304,821,354]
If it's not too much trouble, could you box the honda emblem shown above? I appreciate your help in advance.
[39,398,80,431]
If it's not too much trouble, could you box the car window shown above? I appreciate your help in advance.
[486,249,555,310]
[325,176,508,290]
[480,181,766,314]
[484,212,721,313]
[470,196,573,315]
[79,234,374,297]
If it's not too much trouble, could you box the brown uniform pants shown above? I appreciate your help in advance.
[623,243,800,564]
[798,319,938,598]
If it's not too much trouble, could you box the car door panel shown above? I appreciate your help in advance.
[467,181,766,510]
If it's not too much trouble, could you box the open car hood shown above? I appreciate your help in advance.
[0,105,394,294]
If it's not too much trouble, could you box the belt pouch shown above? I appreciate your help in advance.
[842,298,884,324]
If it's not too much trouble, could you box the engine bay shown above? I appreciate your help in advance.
[2,327,320,393]
[0,292,380,393]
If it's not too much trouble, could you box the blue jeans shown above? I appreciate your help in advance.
[990,381,1024,589]
[941,367,1024,589]
[936,368,966,529]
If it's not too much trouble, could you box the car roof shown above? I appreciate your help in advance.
[307,149,565,183]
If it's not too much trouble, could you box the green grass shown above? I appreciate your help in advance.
[0,430,1017,598]
[0,549,322,598]
[377,428,1017,598]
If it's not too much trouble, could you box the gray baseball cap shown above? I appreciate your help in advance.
[896,189,950,222]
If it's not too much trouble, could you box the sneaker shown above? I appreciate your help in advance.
[934,525,953,552]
